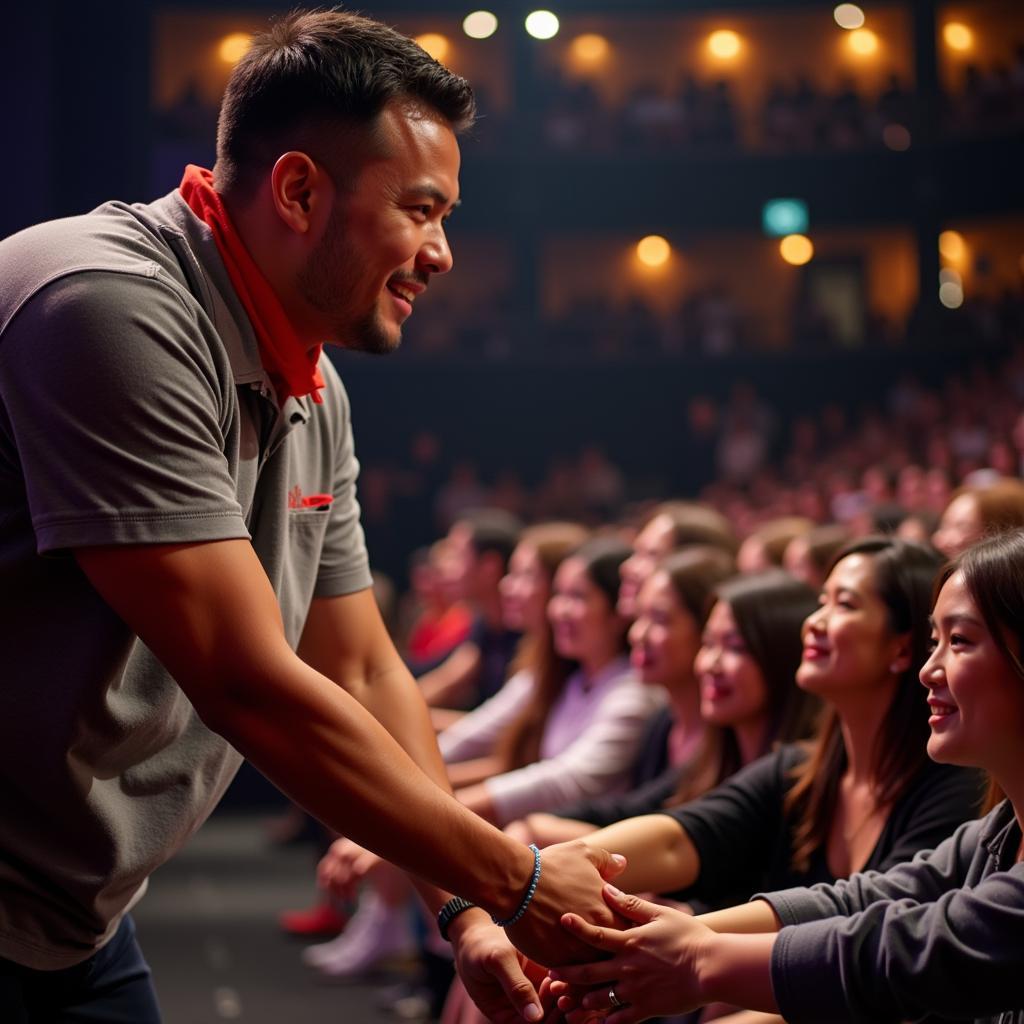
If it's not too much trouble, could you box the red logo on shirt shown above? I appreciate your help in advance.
[288,485,334,509]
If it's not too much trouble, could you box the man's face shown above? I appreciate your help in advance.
[298,101,461,353]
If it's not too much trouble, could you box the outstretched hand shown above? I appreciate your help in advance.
[504,839,628,968]
[451,911,555,1024]
[549,883,713,1024]
[316,837,382,901]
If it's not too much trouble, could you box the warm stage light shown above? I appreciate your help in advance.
[939,281,964,309]
[882,123,912,150]
[526,11,560,40]
[939,230,966,264]
[463,11,498,39]
[943,23,973,52]
[833,4,865,31]
[707,30,742,60]
[570,33,610,64]
[218,33,252,65]
[847,28,879,55]
[415,33,450,62]
[780,234,814,266]
[636,235,671,268]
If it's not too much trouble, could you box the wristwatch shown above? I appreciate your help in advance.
[437,895,477,941]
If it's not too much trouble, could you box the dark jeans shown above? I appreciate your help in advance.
[0,915,161,1023]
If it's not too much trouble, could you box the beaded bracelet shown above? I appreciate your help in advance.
[492,843,542,929]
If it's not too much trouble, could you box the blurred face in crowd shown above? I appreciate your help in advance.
[736,535,772,575]
[618,514,676,619]
[922,571,1024,778]
[932,493,984,559]
[500,542,550,634]
[797,554,908,700]
[783,536,820,589]
[695,600,768,730]
[628,571,702,691]
[549,557,622,668]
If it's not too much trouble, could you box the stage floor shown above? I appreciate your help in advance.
[134,814,420,1024]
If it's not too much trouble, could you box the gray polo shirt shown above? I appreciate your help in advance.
[0,192,372,968]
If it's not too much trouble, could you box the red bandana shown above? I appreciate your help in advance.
[179,165,324,405]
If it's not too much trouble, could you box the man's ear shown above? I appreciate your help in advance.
[268,152,333,234]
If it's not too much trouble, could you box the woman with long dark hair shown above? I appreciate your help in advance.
[518,564,817,849]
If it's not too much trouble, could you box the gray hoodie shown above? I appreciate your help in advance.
[761,800,1024,1023]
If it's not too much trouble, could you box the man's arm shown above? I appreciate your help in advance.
[75,537,622,968]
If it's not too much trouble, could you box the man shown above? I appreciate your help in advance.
[0,11,618,1021]
[418,509,522,722]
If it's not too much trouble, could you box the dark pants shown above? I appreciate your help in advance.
[0,915,161,1023]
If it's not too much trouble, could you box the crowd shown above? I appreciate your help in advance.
[273,349,1024,1022]
[276,456,1024,1019]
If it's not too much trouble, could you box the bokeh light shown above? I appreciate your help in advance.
[943,23,973,52]
[570,33,610,65]
[780,234,814,266]
[847,28,879,55]
[636,235,671,268]
[939,230,966,264]
[939,281,964,309]
[218,33,252,65]
[833,5,866,31]
[525,10,560,40]
[414,33,450,62]
[463,11,498,40]
[707,30,742,60]
[882,124,912,151]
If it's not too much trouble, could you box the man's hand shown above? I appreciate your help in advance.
[316,837,382,901]
[449,910,548,1023]
[504,840,627,968]
[548,883,712,1024]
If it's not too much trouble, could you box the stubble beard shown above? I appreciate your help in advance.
[297,208,402,356]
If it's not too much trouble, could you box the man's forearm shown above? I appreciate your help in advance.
[205,650,533,918]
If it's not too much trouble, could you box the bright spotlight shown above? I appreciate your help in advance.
[218,33,252,65]
[414,33,451,62]
[939,231,966,264]
[570,33,609,64]
[525,10,560,40]
[833,4,865,30]
[939,282,964,309]
[707,30,742,60]
[636,235,671,268]
[780,234,814,266]
[848,28,879,55]
[463,11,498,40]
[943,23,973,52]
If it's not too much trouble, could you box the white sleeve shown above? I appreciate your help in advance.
[437,670,535,763]
[484,681,662,825]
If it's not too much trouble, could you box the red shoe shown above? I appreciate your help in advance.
[279,902,349,938]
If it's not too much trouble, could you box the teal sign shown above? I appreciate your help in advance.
[762,199,809,237]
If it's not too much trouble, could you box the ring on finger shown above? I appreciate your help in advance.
[608,989,623,1010]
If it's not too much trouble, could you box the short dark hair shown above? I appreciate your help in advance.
[461,509,522,570]
[215,9,476,196]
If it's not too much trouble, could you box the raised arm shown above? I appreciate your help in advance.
[583,814,701,894]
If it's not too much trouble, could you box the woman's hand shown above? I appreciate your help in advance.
[316,837,382,900]
[549,883,714,1024]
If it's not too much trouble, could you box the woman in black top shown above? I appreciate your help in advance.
[575,538,983,912]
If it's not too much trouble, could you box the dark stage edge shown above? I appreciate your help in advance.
[134,815,421,1024]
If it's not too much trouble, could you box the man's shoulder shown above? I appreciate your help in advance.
[0,195,191,336]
